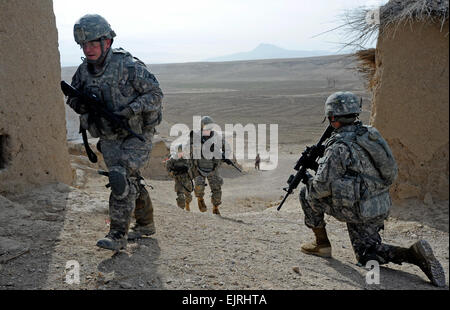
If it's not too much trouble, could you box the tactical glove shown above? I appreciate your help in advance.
[114,106,134,118]
[301,171,313,185]
[69,98,88,114]
[315,145,326,158]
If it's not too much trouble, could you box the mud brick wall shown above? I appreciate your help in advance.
[371,21,449,202]
[0,0,73,194]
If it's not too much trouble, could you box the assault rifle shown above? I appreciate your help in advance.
[60,81,146,143]
[97,170,154,189]
[277,125,334,211]
[222,155,243,173]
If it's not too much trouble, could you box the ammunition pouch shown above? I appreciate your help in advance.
[331,173,391,221]
[359,190,391,220]
[331,174,360,209]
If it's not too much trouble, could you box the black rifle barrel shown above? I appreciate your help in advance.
[277,125,333,211]
[224,158,243,173]
[98,170,109,177]
[277,166,305,211]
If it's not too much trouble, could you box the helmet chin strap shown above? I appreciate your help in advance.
[86,38,109,66]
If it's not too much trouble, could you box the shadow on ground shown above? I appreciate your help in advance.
[0,184,70,289]
[97,237,163,289]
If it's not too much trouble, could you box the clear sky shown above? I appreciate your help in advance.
[54,0,388,66]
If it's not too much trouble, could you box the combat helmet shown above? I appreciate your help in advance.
[201,116,215,129]
[177,144,183,152]
[73,14,116,46]
[325,91,361,117]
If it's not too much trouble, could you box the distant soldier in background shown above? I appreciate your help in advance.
[67,14,163,251]
[190,116,229,215]
[166,144,193,211]
[298,91,445,287]
[255,153,261,170]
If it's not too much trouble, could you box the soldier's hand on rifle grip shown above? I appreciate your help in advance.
[69,97,89,114]
[301,171,312,185]
[114,106,134,119]
[316,145,326,158]
[311,161,319,172]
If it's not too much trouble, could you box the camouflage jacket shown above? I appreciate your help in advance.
[307,122,392,219]
[68,47,163,140]
[189,131,230,176]
[166,155,191,176]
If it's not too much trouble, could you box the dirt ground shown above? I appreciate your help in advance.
[1,55,447,290]
[0,145,448,290]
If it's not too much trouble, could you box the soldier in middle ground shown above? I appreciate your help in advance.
[189,116,229,215]
[166,144,193,211]
[255,153,261,170]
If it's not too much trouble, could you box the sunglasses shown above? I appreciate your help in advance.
[81,40,101,49]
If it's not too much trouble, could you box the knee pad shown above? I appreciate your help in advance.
[109,171,129,199]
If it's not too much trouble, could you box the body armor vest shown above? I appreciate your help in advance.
[78,48,147,139]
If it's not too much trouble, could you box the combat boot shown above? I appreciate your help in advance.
[212,205,221,215]
[406,240,445,287]
[96,231,127,251]
[198,198,207,212]
[176,199,185,210]
[301,227,332,258]
[185,201,191,211]
[127,222,156,240]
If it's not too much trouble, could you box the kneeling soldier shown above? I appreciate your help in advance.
[299,91,445,287]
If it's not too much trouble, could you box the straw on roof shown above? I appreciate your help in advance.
[381,0,449,31]
[336,0,449,50]
[354,48,377,90]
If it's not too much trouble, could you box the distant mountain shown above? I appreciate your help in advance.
[205,43,332,62]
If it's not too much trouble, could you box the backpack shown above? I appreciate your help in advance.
[354,125,398,186]
[330,124,397,220]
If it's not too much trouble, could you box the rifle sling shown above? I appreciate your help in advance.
[81,127,98,163]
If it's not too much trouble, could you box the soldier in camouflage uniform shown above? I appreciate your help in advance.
[190,116,227,215]
[67,14,163,251]
[166,144,193,211]
[255,153,261,170]
[298,91,445,287]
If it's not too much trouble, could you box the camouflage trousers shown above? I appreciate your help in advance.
[99,131,154,235]
[192,168,223,206]
[173,173,193,208]
[299,186,407,265]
